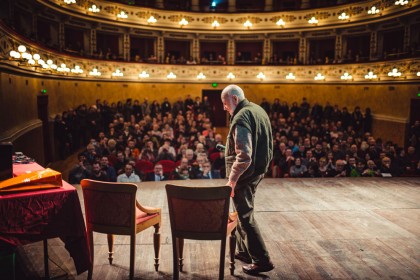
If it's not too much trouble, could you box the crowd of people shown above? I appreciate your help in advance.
[56,95,419,184]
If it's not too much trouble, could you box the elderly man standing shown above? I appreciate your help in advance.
[221,84,274,275]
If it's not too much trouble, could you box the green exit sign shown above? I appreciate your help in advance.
[212,83,218,88]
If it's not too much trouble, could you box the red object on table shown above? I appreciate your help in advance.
[0,163,91,275]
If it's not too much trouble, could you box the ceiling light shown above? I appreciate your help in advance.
[167,72,177,79]
[368,6,380,14]
[18,45,26,53]
[117,11,128,19]
[388,68,401,77]
[308,17,318,25]
[417,72,420,76]
[338,12,349,20]
[227,72,235,80]
[197,72,206,80]
[147,16,157,24]
[71,65,83,74]
[139,71,150,78]
[365,71,377,79]
[314,73,325,80]
[256,72,266,80]
[47,59,53,65]
[340,72,352,80]
[33,54,40,60]
[276,19,285,27]
[112,69,123,77]
[212,20,220,28]
[179,18,188,26]
[57,63,70,72]
[89,68,101,76]
[64,0,76,4]
[395,0,409,5]
[88,4,100,13]
[286,73,295,80]
[243,20,252,28]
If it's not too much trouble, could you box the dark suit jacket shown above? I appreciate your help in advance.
[145,173,167,181]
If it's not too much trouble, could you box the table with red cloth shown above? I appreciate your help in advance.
[0,163,91,275]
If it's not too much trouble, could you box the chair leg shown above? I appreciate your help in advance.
[153,224,161,271]
[87,229,94,280]
[172,236,179,280]
[43,239,49,279]
[177,238,184,272]
[107,234,114,265]
[229,229,237,276]
[219,238,227,280]
[129,234,136,280]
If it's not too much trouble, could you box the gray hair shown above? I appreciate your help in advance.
[221,84,245,101]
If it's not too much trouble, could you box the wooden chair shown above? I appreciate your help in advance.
[81,179,161,280]
[165,184,238,280]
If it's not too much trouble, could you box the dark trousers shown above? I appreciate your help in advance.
[233,174,270,264]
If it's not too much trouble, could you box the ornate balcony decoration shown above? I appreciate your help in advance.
[167,72,176,79]
[256,72,266,80]
[139,71,150,78]
[112,69,123,77]
[388,68,402,77]
[88,4,100,13]
[285,73,296,80]
[196,72,206,80]
[314,73,325,80]
[89,68,101,76]
[340,72,353,80]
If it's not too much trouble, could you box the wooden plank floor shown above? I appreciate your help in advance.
[15,178,420,280]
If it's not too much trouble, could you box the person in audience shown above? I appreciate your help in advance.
[100,156,117,182]
[117,163,141,182]
[289,158,308,178]
[362,160,380,177]
[88,162,110,181]
[145,163,167,181]
[68,153,91,184]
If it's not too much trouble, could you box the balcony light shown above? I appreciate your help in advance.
[139,71,150,78]
[286,73,295,80]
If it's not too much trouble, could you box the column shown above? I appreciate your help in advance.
[335,33,342,62]
[264,0,273,11]
[191,0,199,11]
[155,0,164,9]
[58,22,65,51]
[300,0,310,9]
[369,30,378,60]
[403,24,410,52]
[227,36,235,65]
[32,14,38,40]
[298,34,307,64]
[191,37,199,62]
[228,0,236,12]
[123,33,130,61]
[263,37,271,65]
[90,29,97,55]
[156,34,165,63]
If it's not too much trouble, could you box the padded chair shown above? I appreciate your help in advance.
[135,160,154,176]
[157,160,177,174]
[165,184,238,280]
[81,179,161,280]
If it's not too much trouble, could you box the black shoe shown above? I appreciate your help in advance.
[234,252,252,264]
[242,262,275,275]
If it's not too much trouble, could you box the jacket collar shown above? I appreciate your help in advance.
[231,98,249,120]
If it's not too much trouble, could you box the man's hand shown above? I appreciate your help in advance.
[227,180,236,197]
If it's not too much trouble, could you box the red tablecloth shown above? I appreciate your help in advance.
[0,163,91,275]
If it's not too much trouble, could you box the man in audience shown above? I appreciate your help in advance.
[145,163,167,181]
[88,162,110,181]
[117,163,141,182]
[100,156,117,182]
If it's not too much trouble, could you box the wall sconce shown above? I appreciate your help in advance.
[57,63,70,73]
[179,18,188,27]
[89,68,101,76]
[112,69,123,77]
[314,73,325,80]
[117,11,128,19]
[147,16,157,24]
[64,0,76,4]
[276,19,285,27]
[197,72,206,80]
[364,71,377,79]
[167,72,177,79]
[139,71,150,78]
[256,72,266,80]
[285,73,295,80]
[340,72,353,80]
[212,20,220,28]
[88,5,100,13]
[395,0,409,5]
[338,12,350,20]
[308,17,318,25]
[368,6,380,14]
[227,72,235,80]
[243,20,252,29]
[388,68,402,77]
[71,65,83,74]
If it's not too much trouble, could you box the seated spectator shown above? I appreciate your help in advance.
[362,160,380,177]
[68,153,91,184]
[289,158,308,178]
[117,163,141,182]
[198,161,221,179]
[330,159,347,177]
[100,156,117,182]
[173,157,193,180]
[88,162,109,181]
[113,151,127,175]
[145,164,167,181]
[379,156,400,177]
[156,139,176,161]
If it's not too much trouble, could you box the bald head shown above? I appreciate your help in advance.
[221,85,245,115]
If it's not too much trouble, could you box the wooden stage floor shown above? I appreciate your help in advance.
[15,178,420,280]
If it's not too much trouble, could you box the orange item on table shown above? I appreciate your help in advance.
[0,168,62,193]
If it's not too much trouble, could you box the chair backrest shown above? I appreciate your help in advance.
[136,160,154,173]
[157,160,177,173]
[209,152,220,163]
[165,184,231,240]
[81,179,137,235]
